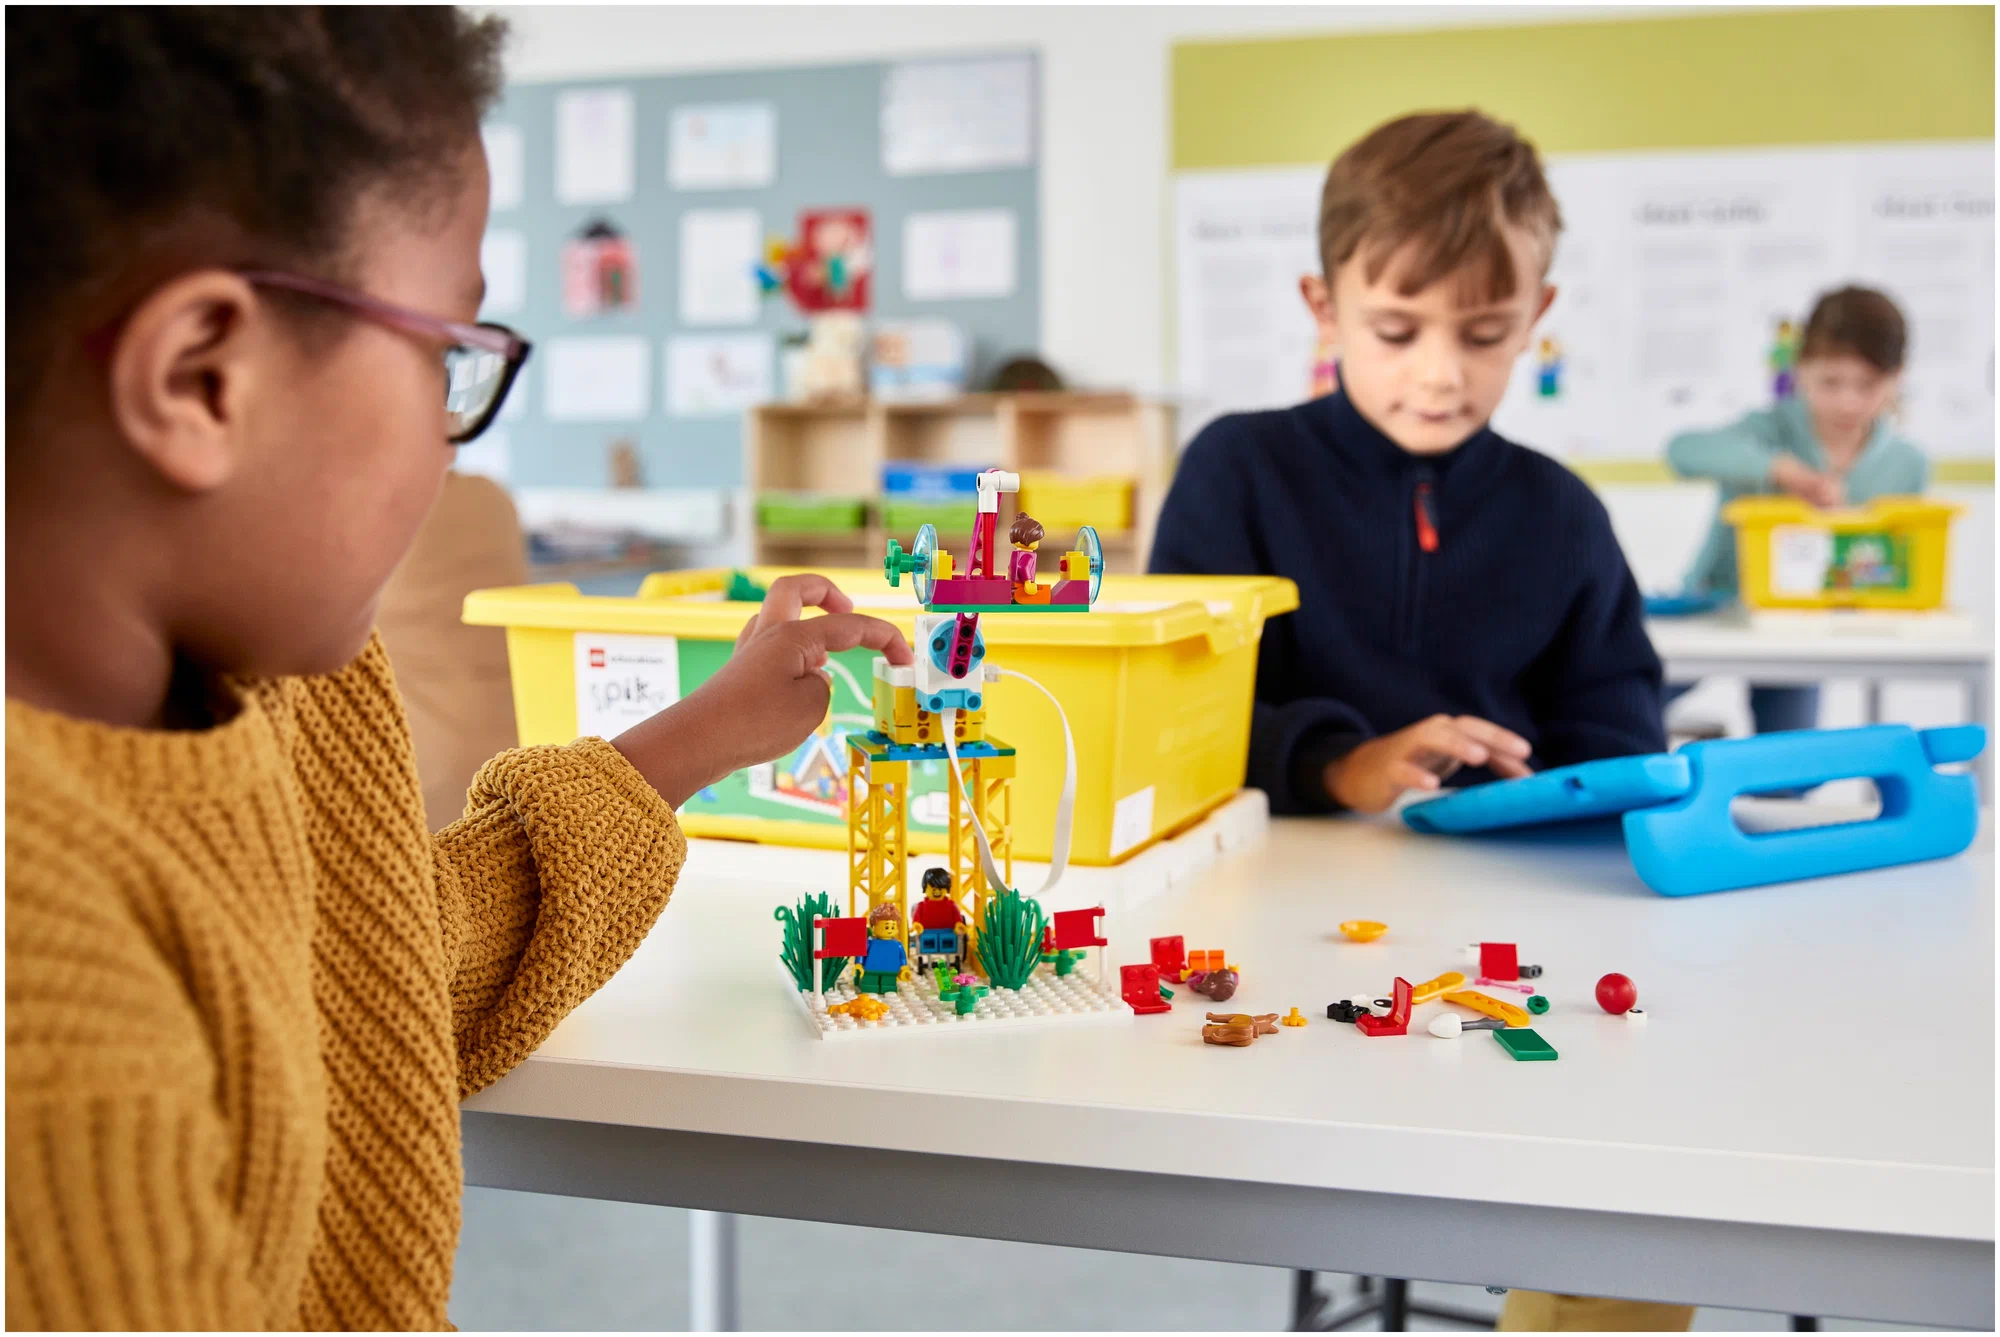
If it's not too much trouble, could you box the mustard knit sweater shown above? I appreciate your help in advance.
[5,635,687,1329]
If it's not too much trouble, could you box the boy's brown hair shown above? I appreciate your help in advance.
[1318,110,1563,303]
[1801,286,1907,372]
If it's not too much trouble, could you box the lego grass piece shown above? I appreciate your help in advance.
[976,887,1049,991]
[1494,1028,1558,1061]
[776,892,849,993]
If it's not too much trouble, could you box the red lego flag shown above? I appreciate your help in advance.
[1050,907,1108,952]
[815,916,868,959]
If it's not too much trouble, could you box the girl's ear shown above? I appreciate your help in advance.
[106,270,264,493]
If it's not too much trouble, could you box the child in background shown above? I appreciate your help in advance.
[5,10,909,1329]
[1150,109,1682,1331]
[1667,287,1928,732]
[1152,110,1665,819]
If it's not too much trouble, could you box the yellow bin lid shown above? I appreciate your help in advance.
[464,566,1300,657]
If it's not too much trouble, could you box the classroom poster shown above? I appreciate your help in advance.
[1174,143,1995,460]
[669,102,777,190]
[881,55,1034,176]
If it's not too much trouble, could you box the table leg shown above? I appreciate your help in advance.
[689,1209,740,1331]
[1862,678,1883,725]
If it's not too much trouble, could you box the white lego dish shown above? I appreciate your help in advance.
[786,960,1132,1042]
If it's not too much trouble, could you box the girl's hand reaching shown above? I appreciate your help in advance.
[612,575,913,808]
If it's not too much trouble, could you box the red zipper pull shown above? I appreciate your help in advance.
[1414,481,1440,553]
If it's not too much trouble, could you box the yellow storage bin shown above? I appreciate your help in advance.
[1724,495,1962,610]
[1015,471,1134,534]
[463,567,1298,865]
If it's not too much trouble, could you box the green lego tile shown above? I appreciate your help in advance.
[1493,1028,1558,1061]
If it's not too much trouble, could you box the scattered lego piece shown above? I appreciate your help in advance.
[1625,1007,1648,1025]
[1186,948,1232,978]
[1186,968,1240,1002]
[1355,977,1413,1037]
[1479,943,1520,982]
[1326,1000,1367,1023]
[1494,1028,1559,1061]
[1442,990,1533,1028]
[1526,994,1550,1015]
[1410,971,1467,1004]
[1120,963,1171,1016]
[1428,1013,1506,1038]
[1149,935,1187,980]
[1520,964,1544,980]
[1477,977,1536,994]
[1339,920,1387,943]
[1202,1011,1281,1047]
[1281,1007,1308,1027]
[1595,972,1638,1016]
[1372,997,1394,1010]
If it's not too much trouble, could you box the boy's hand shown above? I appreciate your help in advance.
[1323,714,1534,814]
[613,575,913,808]
[1771,455,1843,508]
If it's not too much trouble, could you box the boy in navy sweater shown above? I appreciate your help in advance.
[1153,111,1665,818]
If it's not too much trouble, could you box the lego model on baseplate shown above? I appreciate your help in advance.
[783,889,1126,1042]
[1402,723,1986,897]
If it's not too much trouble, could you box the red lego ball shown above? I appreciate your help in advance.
[1595,973,1638,1015]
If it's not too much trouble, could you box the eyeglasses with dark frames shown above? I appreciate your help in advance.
[241,270,532,445]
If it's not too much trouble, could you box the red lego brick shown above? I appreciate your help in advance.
[1354,976,1412,1037]
[1120,964,1170,1015]
[1479,942,1519,982]
[1149,935,1187,979]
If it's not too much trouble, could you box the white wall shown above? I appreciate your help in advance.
[490,3,1647,392]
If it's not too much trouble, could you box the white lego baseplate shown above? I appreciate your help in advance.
[787,960,1132,1042]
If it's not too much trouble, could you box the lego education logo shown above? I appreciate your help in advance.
[573,633,681,740]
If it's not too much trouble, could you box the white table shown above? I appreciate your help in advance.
[462,817,1995,1330]
[1649,608,1994,787]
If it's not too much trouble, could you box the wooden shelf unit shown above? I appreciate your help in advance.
[745,393,1175,571]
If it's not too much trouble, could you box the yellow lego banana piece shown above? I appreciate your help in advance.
[1442,989,1532,1027]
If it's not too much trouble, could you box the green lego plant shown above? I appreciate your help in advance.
[975,887,1048,991]
[776,892,847,992]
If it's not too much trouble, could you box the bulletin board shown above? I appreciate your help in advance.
[1168,7,1995,483]
[473,53,1041,492]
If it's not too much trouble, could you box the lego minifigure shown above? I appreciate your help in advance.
[854,902,909,994]
[1008,513,1050,605]
[910,866,967,972]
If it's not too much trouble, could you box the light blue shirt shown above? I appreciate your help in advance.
[1666,398,1930,596]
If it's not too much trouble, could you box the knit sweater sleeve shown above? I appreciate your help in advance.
[432,737,687,1097]
[6,818,267,1330]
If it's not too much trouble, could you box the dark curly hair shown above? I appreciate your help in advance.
[6,6,509,417]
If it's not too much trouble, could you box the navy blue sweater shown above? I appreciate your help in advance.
[1150,392,1664,815]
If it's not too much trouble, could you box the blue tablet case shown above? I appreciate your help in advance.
[1403,724,1986,897]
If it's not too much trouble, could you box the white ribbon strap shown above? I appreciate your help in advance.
[939,667,1076,899]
